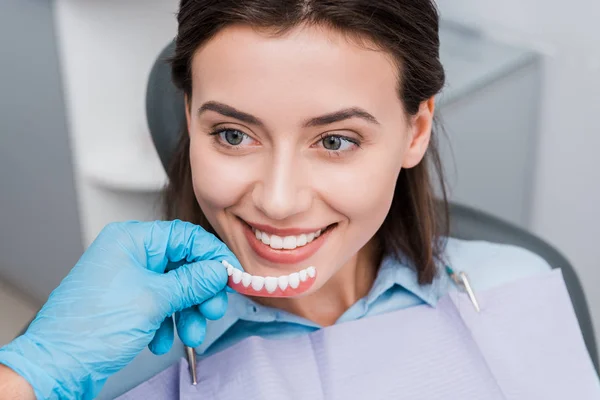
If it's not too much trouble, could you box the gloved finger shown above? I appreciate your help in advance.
[148,317,174,355]
[126,220,243,274]
[163,259,228,313]
[199,290,228,320]
[175,307,207,348]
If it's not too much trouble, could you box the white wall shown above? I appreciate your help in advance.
[54,0,178,246]
[438,0,600,347]
[0,0,82,304]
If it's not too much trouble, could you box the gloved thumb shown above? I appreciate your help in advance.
[162,260,228,315]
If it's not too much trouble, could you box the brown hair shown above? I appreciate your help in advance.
[165,0,449,284]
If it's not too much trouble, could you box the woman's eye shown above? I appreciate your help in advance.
[221,129,245,145]
[212,128,255,147]
[319,135,358,152]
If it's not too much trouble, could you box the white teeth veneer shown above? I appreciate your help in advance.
[307,232,315,242]
[278,275,289,291]
[264,277,278,293]
[255,230,261,240]
[251,276,265,291]
[223,261,317,297]
[232,268,242,284]
[288,272,300,289]
[242,272,252,287]
[299,269,308,282]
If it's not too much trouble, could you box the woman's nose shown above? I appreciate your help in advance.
[252,155,312,221]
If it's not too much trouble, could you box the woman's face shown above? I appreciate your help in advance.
[186,24,433,298]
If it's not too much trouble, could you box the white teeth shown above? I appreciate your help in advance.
[252,227,326,250]
[299,269,308,282]
[241,272,252,288]
[251,276,265,291]
[264,277,278,293]
[261,233,270,245]
[278,275,289,291]
[270,235,283,249]
[232,268,243,284]
[288,272,300,289]
[228,266,317,293]
[282,236,296,249]
[297,234,307,246]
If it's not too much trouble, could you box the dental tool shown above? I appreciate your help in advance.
[185,345,198,385]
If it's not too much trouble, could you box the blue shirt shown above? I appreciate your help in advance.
[100,238,551,399]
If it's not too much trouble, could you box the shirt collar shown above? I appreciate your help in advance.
[367,253,448,307]
[196,253,448,355]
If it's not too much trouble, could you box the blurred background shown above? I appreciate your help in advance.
[0,0,598,356]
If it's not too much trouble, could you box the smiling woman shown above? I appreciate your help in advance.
[164,1,449,327]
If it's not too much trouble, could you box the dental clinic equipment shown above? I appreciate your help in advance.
[223,260,317,297]
[184,346,197,385]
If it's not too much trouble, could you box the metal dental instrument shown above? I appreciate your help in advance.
[185,345,198,385]
[171,312,197,385]
[446,265,481,312]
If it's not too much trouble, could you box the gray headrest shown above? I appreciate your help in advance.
[146,40,186,171]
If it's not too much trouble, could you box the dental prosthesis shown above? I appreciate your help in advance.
[222,260,316,297]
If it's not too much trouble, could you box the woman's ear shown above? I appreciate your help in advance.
[402,96,435,169]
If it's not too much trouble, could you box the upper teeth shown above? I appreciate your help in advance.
[224,261,316,293]
[253,228,322,250]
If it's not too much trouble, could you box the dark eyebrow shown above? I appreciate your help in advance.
[198,101,379,128]
[198,101,265,127]
[303,107,380,127]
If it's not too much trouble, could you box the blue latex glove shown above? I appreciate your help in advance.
[0,220,242,399]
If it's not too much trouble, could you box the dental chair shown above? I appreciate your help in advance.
[145,41,600,373]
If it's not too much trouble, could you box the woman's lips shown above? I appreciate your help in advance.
[241,220,333,265]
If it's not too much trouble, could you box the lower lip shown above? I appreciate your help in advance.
[228,273,317,298]
[242,221,333,265]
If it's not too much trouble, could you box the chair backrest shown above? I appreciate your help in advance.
[145,41,599,373]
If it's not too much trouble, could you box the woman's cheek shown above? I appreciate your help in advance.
[189,148,253,210]
[324,164,398,223]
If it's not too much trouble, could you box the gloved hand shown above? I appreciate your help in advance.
[0,220,241,400]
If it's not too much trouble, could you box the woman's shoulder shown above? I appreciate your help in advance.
[442,237,553,292]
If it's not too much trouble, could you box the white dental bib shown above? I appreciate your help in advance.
[119,270,600,399]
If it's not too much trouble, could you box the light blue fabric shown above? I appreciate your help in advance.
[99,238,552,399]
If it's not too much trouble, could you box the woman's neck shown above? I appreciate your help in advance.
[255,239,381,326]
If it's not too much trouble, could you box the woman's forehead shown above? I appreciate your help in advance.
[189,24,402,119]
